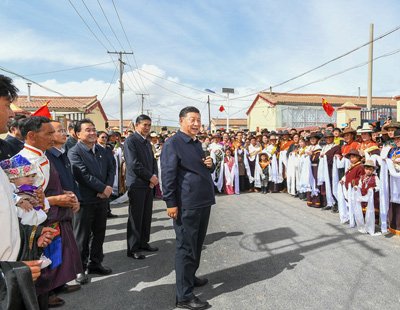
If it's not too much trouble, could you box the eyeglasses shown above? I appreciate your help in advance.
[56,129,67,133]
[99,136,107,139]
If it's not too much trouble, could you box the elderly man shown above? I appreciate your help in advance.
[161,106,215,309]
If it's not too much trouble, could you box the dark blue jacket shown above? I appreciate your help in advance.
[4,135,24,156]
[161,130,215,209]
[46,147,82,201]
[68,142,115,204]
[123,132,158,188]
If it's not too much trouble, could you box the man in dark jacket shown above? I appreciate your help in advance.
[123,115,158,259]
[5,114,26,156]
[68,119,115,284]
[63,120,78,154]
[161,106,215,310]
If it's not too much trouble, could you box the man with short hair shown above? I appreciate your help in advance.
[124,115,159,259]
[68,119,115,283]
[5,114,27,155]
[161,106,215,309]
[64,120,78,154]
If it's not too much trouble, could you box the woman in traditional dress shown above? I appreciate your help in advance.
[223,148,235,195]
[305,132,323,208]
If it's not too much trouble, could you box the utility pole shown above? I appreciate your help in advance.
[107,51,133,133]
[207,95,211,131]
[222,88,234,131]
[367,24,373,110]
[136,93,149,115]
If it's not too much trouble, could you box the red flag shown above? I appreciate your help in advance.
[322,98,334,117]
[219,105,225,112]
[31,100,51,119]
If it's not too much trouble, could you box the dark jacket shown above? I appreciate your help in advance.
[68,142,115,204]
[161,130,215,209]
[4,135,24,156]
[46,147,82,201]
[0,139,14,161]
[63,136,78,155]
[123,132,158,188]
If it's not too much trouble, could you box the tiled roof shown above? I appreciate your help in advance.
[15,96,98,110]
[247,92,397,115]
[211,118,247,126]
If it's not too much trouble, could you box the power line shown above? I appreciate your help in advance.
[112,0,149,94]
[230,24,400,101]
[100,65,118,102]
[67,0,109,51]
[23,61,115,76]
[81,0,117,51]
[97,0,124,50]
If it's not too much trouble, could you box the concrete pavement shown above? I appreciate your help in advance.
[63,192,400,309]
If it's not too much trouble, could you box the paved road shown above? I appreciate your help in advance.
[63,192,400,310]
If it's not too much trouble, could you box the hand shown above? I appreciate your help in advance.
[167,207,178,219]
[49,194,77,207]
[34,188,45,206]
[340,180,344,184]
[354,186,358,191]
[22,260,43,281]
[37,227,57,248]
[72,201,80,213]
[103,186,113,198]
[149,183,155,188]
[19,200,33,212]
[150,175,159,186]
[203,156,212,168]
[64,191,78,202]
[320,154,324,158]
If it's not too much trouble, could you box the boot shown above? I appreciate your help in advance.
[331,204,339,213]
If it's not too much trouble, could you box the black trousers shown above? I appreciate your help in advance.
[174,206,211,302]
[127,185,154,253]
[73,201,108,269]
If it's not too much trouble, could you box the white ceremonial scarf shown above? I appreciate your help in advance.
[270,154,279,183]
[286,152,298,195]
[251,154,263,188]
[386,159,400,203]
[18,145,50,190]
[332,156,340,200]
[345,183,356,228]
[0,169,21,261]
[298,156,311,193]
[337,183,350,224]
[376,156,389,233]
[215,153,225,192]
[224,157,236,186]
[278,150,287,183]
[317,156,334,207]
[234,149,240,194]
[243,149,255,184]
[355,187,377,235]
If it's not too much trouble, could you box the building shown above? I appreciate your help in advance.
[210,118,247,133]
[246,92,397,131]
[107,120,134,133]
[14,95,108,131]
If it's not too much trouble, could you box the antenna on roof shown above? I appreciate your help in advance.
[269,86,272,95]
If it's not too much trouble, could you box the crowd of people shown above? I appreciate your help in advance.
[1,70,400,309]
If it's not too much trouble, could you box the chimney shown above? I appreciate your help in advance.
[27,83,32,101]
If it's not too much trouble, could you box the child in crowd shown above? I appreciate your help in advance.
[0,154,52,267]
[355,160,380,221]
[340,149,364,189]
[223,148,236,195]
[259,153,270,194]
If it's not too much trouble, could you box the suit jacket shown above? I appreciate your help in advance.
[68,142,115,204]
[4,135,24,156]
[161,130,216,210]
[46,147,82,201]
[0,139,14,161]
[63,136,78,155]
[123,132,158,188]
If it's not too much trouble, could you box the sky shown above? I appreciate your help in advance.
[1,0,399,126]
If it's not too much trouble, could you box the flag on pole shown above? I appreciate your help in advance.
[31,100,52,119]
[322,98,335,117]
[219,105,225,112]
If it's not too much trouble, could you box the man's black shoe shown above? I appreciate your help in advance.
[87,264,112,275]
[76,272,88,284]
[194,277,208,287]
[321,205,332,211]
[176,297,209,309]
[107,212,119,218]
[140,245,158,252]
[127,251,145,259]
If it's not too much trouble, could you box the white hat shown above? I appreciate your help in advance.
[357,122,374,134]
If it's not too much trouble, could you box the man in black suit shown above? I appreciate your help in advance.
[63,120,78,154]
[68,118,115,283]
[5,114,27,156]
[161,106,215,310]
[123,115,158,259]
